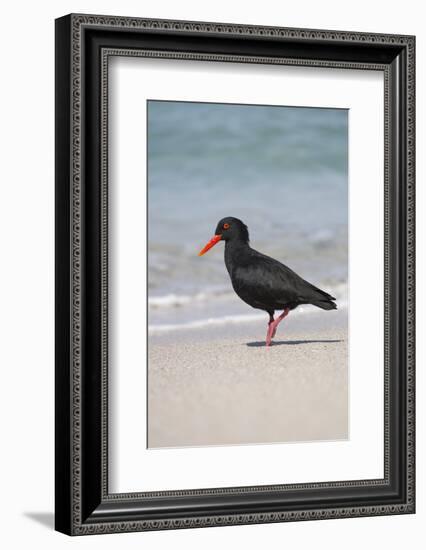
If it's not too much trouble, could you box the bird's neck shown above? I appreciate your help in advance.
[224,239,250,274]
[225,238,250,251]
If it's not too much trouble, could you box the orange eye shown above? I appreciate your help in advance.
[223,223,230,230]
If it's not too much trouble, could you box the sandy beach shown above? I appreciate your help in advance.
[148,308,348,448]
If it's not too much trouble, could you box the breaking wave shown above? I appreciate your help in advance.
[148,283,348,333]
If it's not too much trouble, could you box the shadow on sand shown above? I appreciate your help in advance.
[246,339,343,348]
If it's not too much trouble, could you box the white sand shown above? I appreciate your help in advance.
[148,309,348,448]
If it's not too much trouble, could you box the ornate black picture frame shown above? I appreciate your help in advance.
[55,13,415,535]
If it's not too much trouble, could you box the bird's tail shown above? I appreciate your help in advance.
[307,283,337,310]
[312,298,337,310]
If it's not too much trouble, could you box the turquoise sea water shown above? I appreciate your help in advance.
[147,100,348,330]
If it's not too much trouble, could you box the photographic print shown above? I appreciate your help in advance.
[147,100,348,448]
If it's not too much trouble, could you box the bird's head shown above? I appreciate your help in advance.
[198,217,249,256]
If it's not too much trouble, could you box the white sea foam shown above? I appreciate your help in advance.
[148,290,234,309]
[149,283,347,310]
[149,313,265,333]
[149,295,348,334]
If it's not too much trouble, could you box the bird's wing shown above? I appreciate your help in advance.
[231,253,301,308]
[232,249,335,309]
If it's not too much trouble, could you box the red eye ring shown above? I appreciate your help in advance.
[223,223,230,229]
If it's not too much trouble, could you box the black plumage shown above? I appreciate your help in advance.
[199,216,336,346]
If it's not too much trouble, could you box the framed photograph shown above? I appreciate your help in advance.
[55,14,415,535]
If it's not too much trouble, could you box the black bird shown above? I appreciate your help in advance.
[198,217,337,346]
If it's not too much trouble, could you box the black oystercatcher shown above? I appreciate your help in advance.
[198,217,337,346]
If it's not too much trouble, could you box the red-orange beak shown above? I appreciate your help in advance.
[198,234,222,256]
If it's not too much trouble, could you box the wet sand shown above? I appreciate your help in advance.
[148,309,348,448]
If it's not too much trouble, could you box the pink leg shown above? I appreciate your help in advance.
[266,317,275,347]
[270,308,290,340]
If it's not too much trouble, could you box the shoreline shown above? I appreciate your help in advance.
[148,282,348,332]
[149,305,347,343]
